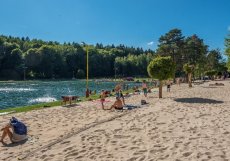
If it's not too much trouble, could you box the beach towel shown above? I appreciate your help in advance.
[123,104,141,110]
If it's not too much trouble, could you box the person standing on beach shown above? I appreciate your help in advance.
[176,78,180,86]
[100,90,106,109]
[142,80,148,97]
[167,80,171,92]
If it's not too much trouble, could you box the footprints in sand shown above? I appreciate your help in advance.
[183,152,193,157]
[9,82,230,161]
[61,141,71,144]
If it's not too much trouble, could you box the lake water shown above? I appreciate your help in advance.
[0,80,139,109]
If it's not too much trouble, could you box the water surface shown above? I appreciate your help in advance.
[0,80,138,109]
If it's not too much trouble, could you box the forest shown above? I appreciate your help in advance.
[0,28,228,80]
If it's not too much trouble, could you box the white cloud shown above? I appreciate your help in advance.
[147,41,154,46]
[228,26,230,31]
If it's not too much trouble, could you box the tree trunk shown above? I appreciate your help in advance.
[173,72,176,83]
[188,73,192,88]
[159,80,163,98]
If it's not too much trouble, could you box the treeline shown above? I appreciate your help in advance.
[0,35,155,80]
[156,29,226,78]
[0,28,227,80]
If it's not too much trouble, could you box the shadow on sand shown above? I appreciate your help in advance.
[174,97,223,104]
[62,104,81,108]
[201,86,218,88]
[1,139,28,147]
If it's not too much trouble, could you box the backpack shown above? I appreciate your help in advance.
[10,117,27,135]
[141,100,147,105]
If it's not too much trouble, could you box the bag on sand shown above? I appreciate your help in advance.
[141,100,147,105]
[10,117,27,135]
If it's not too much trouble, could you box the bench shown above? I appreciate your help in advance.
[61,96,78,105]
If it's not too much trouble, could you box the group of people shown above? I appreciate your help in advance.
[100,80,149,110]
[100,84,125,110]
[1,79,175,145]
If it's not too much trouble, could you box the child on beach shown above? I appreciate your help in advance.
[100,90,106,109]
[142,80,148,97]
[167,80,171,92]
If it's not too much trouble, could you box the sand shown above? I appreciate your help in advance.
[1,80,230,161]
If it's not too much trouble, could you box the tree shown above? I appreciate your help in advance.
[206,49,222,71]
[76,69,85,79]
[225,34,230,71]
[184,35,208,65]
[205,70,217,80]
[183,63,195,87]
[147,56,175,98]
[157,29,185,79]
[37,45,57,78]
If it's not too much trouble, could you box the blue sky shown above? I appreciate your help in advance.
[0,0,230,53]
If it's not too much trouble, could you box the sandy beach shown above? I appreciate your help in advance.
[1,80,230,161]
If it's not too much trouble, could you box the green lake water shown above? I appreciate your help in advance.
[0,80,139,109]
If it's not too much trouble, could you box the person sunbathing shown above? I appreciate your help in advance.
[114,84,125,105]
[1,117,27,144]
[102,97,123,110]
[110,97,123,110]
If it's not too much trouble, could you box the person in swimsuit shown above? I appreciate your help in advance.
[115,84,125,105]
[142,80,148,97]
[167,80,171,92]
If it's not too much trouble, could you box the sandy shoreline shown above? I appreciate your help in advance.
[1,80,230,161]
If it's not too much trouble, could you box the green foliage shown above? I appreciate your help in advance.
[76,69,85,78]
[225,34,230,71]
[0,30,227,80]
[0,35,155,80]
[115,53,155,77]
[156,29,218,78]
[205,70,217,77]
[184,35,208,65]
[157,29,184,74]
[183,63,195,74]
[147,56,175,80]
